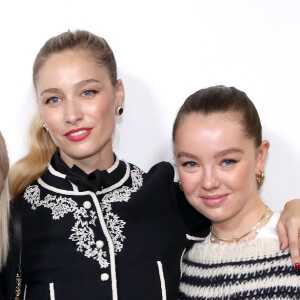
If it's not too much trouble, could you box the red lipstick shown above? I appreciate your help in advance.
[65,128,92,142]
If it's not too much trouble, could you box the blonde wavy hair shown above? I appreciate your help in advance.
[9,30,117,199]
[0,132,10,270]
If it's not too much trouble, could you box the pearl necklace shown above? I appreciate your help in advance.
[210,206,272,243]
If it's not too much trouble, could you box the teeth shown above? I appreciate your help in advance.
[69,130,87,136]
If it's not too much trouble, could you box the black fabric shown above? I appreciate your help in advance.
[0,199,22,300]
[65,165,112,192]
[51,151,119,192]
[1,157,210,300]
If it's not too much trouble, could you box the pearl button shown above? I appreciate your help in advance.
[96,240,104,248]
[101,273,109,281]
[83,201,91,209]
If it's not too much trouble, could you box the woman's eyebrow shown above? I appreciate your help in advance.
[75,79,100,88]
[177,152,199,160]
[214,148,243,158]
[40,79,101,96]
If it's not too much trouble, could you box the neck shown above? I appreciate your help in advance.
[211,199,270,243]
[60,146,115,174]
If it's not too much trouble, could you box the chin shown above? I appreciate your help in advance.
[197,208,227,222]
[63,150,94,161]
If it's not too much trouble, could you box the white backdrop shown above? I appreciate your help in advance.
[0,0,299,210]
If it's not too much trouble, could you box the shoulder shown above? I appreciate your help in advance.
[123,161,178,206]
[185,239,288,264]
[256,211,280,240]
[125,161,176,189]
[125,160,176,186]
[143,161,175,182]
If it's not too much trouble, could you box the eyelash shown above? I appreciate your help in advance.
[45,96,61,105]
[221,159,239,166]
[44,89,99,104]
[82,89,99,96]
[182,161,198,168]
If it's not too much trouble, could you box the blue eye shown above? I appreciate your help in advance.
[221,159,238,166]
[45,96,61,104]
[82,89,98,96]
[182,161,198,168]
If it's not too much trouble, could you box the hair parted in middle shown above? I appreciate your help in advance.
[9,29,119,199]
[172,85,262,148]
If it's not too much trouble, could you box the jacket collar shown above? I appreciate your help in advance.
[43,151,129,193]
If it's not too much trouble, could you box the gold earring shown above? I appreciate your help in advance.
[179,181,184,191]
[256,170,264,184]
[42,124,49,133]
[115,106,123,116]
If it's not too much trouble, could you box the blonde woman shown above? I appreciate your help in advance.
[0,132,10,298]
[6,29,202,299]
[2,31,300,299]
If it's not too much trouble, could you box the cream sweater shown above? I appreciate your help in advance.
[179,215,300,299]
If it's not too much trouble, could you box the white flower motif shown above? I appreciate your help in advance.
[23,164,144,268]
[24,185,109,268]
[100,166,144,253]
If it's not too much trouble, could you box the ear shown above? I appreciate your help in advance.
[114,79,125,107]
[255,140,270,173]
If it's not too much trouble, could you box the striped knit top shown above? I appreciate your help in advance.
[179,234,300,299]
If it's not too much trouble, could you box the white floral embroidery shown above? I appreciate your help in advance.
[23,165,144,268]
[24,186,77,219]
[24,185,109,268]
[101,166,144,252]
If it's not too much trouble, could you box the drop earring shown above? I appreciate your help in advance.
[256,170,264,184]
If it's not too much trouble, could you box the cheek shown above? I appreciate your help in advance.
[179,172,204,211]
[40,109,61,128]
[90,99,115,120]
[227,163,256,193]
[178,170,199,195]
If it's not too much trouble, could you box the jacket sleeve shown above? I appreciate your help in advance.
[148,161,211,239]
[174,183,211,238]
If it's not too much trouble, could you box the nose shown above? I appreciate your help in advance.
[201,168,220,191]
[64,99,83,125]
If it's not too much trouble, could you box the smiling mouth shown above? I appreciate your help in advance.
[201,194,228,207]
[65,128,92,142]
[69,130,88,136]
[202,194,228,200]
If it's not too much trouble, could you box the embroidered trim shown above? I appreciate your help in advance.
[49,283,55,300]
[107,157,120,173]
[186,234,206,241]
[47,155,120,179]
[23,285,27,300]
[157,261,167,300]
[70,182,79,192]
[25,163,144,271]
[90,192,119,300]
[48,163,66,179]
[96,162,131,195]
[23,185,111,268]
[100,166,143,252]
